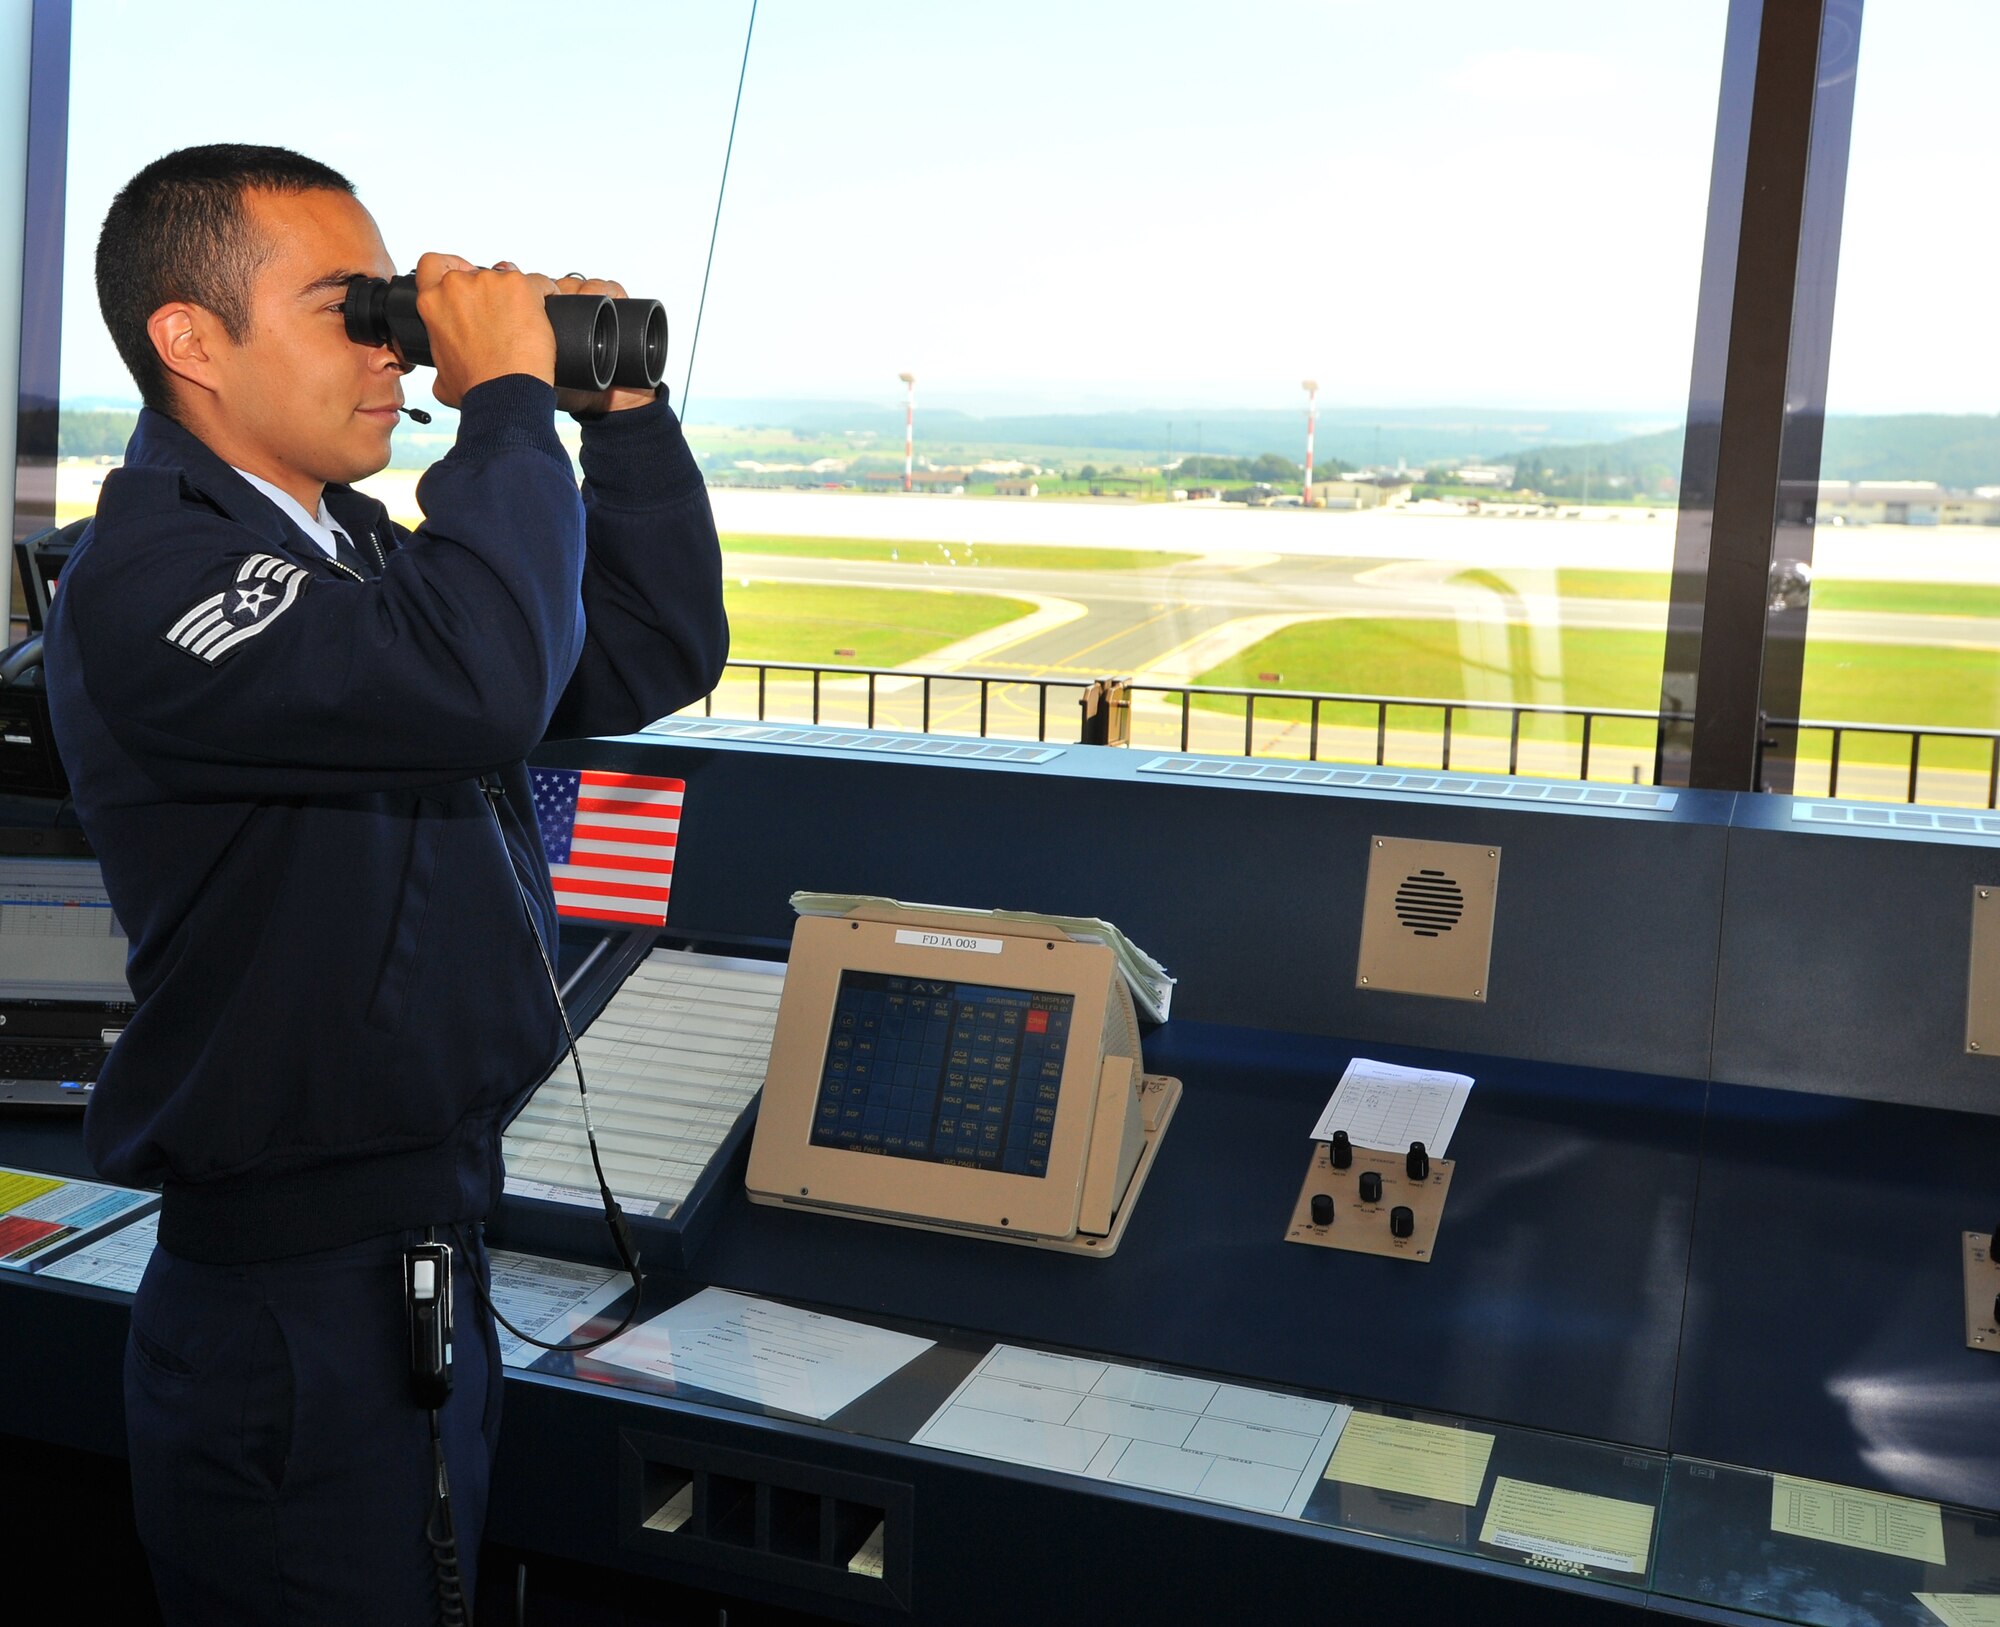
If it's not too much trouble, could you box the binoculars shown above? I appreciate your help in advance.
[341,274,668,394]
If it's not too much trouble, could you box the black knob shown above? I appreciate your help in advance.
[1407,1141,1430,1181]
[1310,1193,1334,1227]
[1359,1171,1383,1204]
[1330,1131,1353,1170]
[1390,1205,1414,1239]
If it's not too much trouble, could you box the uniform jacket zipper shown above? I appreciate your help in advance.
[321,527,389,583]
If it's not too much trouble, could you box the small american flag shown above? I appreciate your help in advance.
[529,767,683,926]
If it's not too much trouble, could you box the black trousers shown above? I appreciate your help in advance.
[125,1225,502,1625]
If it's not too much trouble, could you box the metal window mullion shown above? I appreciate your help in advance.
[11,0,74,568]
[1657,0,1862,793]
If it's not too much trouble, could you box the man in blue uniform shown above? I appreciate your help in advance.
[44,143,727,1623]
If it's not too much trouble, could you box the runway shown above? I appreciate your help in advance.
[722,549,2000,689]
[58,466,2000,801]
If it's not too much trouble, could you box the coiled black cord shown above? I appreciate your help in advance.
[427,1408,469,1627]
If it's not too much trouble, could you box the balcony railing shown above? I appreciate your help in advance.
[691,660,2000,807]
[1119,679,1659,782]
[702,659,1086,741]
[1763,718,2000,807]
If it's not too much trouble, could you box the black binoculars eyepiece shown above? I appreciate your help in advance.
[341,274,668,394]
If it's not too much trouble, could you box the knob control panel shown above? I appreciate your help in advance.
[1285,1137,1454,1261]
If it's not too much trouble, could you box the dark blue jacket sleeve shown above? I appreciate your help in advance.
[542,391,728,741]
[62,376,588,799]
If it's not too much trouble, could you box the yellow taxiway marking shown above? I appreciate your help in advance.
[1050,601,1196,668]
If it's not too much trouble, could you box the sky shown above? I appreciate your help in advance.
[51,0,2000,421]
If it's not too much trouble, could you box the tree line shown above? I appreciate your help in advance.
[1167,452,1347,484]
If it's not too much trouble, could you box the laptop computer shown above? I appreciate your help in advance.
[0,838,134,1109]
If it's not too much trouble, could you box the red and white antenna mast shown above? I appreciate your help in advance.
[899,372,916,492]
[1301,379,1318,507]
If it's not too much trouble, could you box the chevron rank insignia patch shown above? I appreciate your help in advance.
[163,554,312,664]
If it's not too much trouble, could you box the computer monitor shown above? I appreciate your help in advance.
[0,852,132,1003]
[747,908,1178,1256]
[13,522,84,635]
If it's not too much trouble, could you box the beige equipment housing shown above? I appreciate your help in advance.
[747,906,1179,1257]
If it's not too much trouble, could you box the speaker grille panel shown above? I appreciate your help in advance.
[1357,836,1498,1002]
[1394,870,1464,937]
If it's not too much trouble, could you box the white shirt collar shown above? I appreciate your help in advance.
[229,467,352,561]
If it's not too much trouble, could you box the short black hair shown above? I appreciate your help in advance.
[96,143,356,414]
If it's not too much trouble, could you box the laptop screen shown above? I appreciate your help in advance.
[0,855,132,1002]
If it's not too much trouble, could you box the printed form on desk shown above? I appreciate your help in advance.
[0,1167,158,1270]
[1479,1476,1657,1574]
[586,1287,934,1420]
[1310,1058,1473,1156]
[1769,1474,1947,1566]
[488,1250,630,1368]
[37,1210,160,1292]
[914,1345,1352,1519]
[504,948,784,1217]
[1920,1598,2000,1627]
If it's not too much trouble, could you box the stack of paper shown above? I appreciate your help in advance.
[790,892,1175,1022]
[503,948,784,1217]
[1310,1058,1473,1157]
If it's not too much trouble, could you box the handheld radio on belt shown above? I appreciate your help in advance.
[405,1233,470,1624]
[405,1238,454,1411]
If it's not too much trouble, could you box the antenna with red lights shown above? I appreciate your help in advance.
[1301,379,1319,507]
[899,372,916,493]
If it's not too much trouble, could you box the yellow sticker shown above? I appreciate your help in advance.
[1478,1476,1656,1573]
[1770,1475,1947,1567]
[1323,1412,1495,1507]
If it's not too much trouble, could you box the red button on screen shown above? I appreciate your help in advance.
[1025,1009,1049,1033]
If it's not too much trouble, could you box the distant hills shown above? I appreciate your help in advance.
[52,398,2000,491]
[681,399,1674,468]
[1503,416,2000,498]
